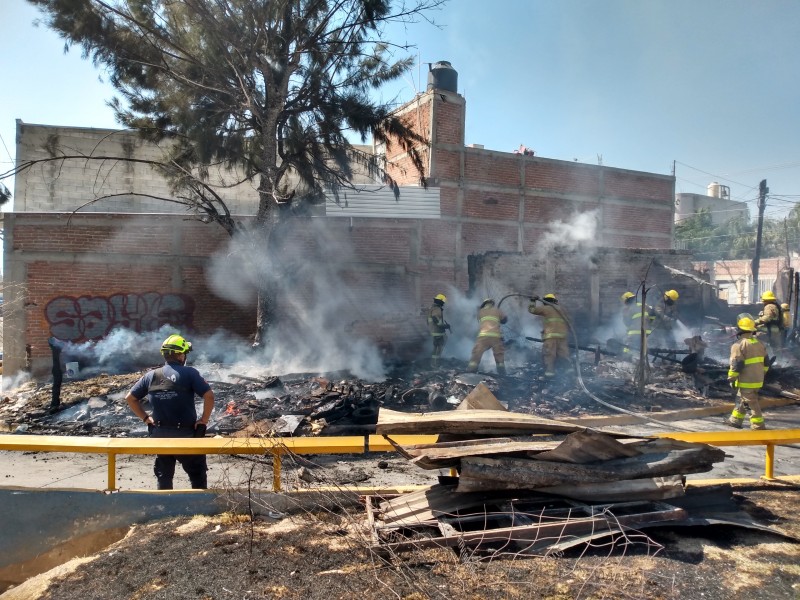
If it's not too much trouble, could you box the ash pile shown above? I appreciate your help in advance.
[2,339,800,438]
[367,384,796,556]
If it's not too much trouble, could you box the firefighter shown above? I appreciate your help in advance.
[125,334,215,489]
[427,293,451,368]
[726,317,769,430]
[652,289,679,348]
[781,303,791,342]
[528,294,570,380]
[755,291,783,354]
[466,298,508,375]
[621,291,651,358]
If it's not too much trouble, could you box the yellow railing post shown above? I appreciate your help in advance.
[272,450,282,492]
[107,452,117,492]
[764,444,775,480]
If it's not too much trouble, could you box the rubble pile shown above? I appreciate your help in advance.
[1,351,799,438]
[366,385,794,556]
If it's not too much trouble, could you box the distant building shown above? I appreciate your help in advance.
[675,182,748,226]
[694,256,794,305]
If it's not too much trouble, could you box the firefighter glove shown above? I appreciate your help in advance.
[530,296,540,302]
[194,423,207,438]
[444,323,451,331]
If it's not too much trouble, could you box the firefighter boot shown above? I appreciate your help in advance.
[725,409,745,429]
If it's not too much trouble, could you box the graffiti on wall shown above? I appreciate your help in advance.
[45,292,196,342]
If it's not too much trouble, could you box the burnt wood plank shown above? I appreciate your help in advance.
[458,445,725,491]
[377,408,585,436]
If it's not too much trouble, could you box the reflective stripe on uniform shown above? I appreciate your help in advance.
[543,332,566,339]
[743,356,764,365]
[750,416,765,424]
[480,316,500,323]
[731,409,746,419]
[478,332,502,338]
[737,381,763,389]
[728,370,740,378]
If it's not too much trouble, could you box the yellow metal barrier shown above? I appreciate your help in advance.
[655,429,800,480]
[0,434,438,492]
[0,430,797,490]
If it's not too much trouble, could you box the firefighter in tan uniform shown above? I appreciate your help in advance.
[620,291,652,358]
[755,290,783,354]
[651,289,679,348]
[726,317,769,430]
[528,293,570,380]
[466,298,507,375]
[427,293,450,368]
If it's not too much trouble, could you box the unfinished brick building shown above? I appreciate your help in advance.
[5,62,680,376]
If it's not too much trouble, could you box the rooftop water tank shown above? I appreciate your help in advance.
[427,61,458,93]
[707,182,731,199]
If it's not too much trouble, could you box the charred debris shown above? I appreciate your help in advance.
[2,341,800,438]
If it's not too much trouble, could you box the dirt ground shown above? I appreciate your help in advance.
[1,362,800,599]
[1,484,798,600]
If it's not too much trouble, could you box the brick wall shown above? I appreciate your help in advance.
[7,84,681,375]
[471,248,704,338]
[3,213,254,374]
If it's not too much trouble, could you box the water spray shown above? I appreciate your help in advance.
[525,292,694,432]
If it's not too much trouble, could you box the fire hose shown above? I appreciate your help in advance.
[528,295,693,432]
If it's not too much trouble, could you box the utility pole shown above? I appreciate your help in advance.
[751,179,768,303]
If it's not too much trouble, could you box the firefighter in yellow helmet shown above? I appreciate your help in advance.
[466,298,508,375]
[754,290,782,354]
[620,291,651,358]
[427,293,451,368]
[726,317,769,430]
[528,293,570,380]
[651,289,680,348]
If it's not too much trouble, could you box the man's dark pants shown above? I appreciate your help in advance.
[148,425,208,489]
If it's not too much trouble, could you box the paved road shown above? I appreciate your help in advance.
[601,403,800,480]
[0,405,798,491]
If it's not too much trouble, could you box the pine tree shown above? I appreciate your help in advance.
[27,0,440,342]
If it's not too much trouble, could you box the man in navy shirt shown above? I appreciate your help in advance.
[126,334,215,489]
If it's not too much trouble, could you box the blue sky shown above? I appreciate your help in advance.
[2,0,799,220]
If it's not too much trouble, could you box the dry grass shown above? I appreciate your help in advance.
[9,484,797,600]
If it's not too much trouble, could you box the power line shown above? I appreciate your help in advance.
[0,132,13,164]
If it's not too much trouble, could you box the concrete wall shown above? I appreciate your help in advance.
[675,193,749,226]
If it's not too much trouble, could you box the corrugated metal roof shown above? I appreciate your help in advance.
[324,185,441,219]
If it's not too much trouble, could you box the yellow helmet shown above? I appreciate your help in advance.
[781,303,790,310]
[736,317,757,332]
[543,293,557,302]
[664,289,679,302]
[161,334,192,355]
[620,291,635,302]
[761,290,776,302]
[434,293,447,303]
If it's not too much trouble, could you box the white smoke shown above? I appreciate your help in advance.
[204,220,408,381]
[536,210,600,256]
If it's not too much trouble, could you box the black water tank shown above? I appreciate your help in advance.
[427,61,458,93]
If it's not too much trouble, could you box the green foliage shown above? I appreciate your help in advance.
[28,0,439,218]
[676,205,800,260]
